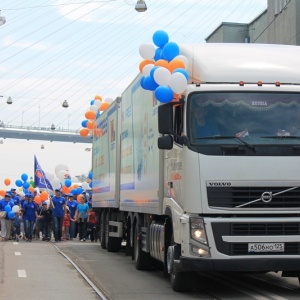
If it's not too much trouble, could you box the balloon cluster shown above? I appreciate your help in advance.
[46,164,91,196]
[15,173,35,194]
[79,95,112,138]
[138,30,189,103]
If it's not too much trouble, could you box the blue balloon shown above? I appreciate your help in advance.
[65,179,72,187]
[21,173,28,182]
[153,30,169,47]
[154,47,163,61]
[154,86,174,103]
[149,66,159,80]
[77,187,83,194]
[88,171,92,180]
[71,189,77,195]
[143,76,159,91]
[90,100,95,105]
[81,120,88,128]
[15,179,23,187]
[8,211,15,219]
[5,205,11,213]
[140,76,147,89]
[173,68,189,80]
[162,42,180,62]
[23,181,30,189]
[89,181,93,188]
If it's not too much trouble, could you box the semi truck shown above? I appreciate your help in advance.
[92,43,300,292]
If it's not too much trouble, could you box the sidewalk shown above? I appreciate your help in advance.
[0,239,100,300]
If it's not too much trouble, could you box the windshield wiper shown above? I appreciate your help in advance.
[196,136,256,152]
[261,136,300,139]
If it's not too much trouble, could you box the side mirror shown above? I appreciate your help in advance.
[158,136,173,150]
[158,103,173,134]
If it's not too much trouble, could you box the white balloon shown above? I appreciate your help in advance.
[55,164,69,176]
[51,177,60,189]
[82,182,90,190]
[45,171,54,181]
[57,170,71,183]
[175,55,189,68]
[104,97,114,104]
[94,100,101,109]
[153,67,171,86]
[12,205,20,213]
[71,176,79,183]
[139,43,155,60]
[45,199,50,205]
[90,104,98,112]
[168,72,188,94]
[142,64,154,76]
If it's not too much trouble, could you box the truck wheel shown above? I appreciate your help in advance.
[100,212,106,249]
[167,244,195,292]
[105,213,122,252]
[133,224,152,270]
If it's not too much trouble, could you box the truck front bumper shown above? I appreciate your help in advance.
[174,257,300,273]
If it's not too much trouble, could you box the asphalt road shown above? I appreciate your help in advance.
[2,239,300,300]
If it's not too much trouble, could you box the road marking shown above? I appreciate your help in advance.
[15,252,21,256]
[18,270,27,278]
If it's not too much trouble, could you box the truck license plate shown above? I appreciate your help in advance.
[248,243,284,252]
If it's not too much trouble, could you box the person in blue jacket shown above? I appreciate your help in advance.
[0,193,13,241]
[50,188,66,242]
[67,193,77,240]
[22,194,41,242]
[10,188,20,206]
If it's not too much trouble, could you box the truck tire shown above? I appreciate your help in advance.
[105,213,122,252]
[167,240,195,292]
[133,224,152,270]
[99,212,106,249]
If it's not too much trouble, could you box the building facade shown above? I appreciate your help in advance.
[206,0,300,45]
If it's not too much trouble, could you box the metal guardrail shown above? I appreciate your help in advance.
[0,124,80,134]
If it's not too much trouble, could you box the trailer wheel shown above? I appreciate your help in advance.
[99,212,106,249]
[133,224,152,270]
[167,238,195,292]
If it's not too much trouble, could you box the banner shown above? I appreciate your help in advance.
[34,155,53,191]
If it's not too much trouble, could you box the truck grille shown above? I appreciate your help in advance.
[212,222,300,256]
[207,186,300,208]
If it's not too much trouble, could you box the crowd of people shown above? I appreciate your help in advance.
[0,187,98,243]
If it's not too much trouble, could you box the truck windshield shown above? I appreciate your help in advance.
[188,92,300,147]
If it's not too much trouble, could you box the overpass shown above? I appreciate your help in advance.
[0,124,92,143]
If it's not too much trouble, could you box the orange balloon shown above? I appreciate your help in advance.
[0,190,6,197]
[76,195,81,203]
[154,59,169,69]
[100,102,110,111]
[172,93,181,102]
[85,110,96,120]
[40,191,48,201]
[94,95,102,101]
[73,184,79,189]
[86,121,94,129]
[28,186,34,193]
[139,59,154,73]
[4,178,11,186]
[169,58,185,73]
[62,185,71,194]
[34,195,42,205]
[80,128,89,137]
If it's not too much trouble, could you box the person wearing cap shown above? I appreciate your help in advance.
[40,201,52,241]
[67,193,78,240]
[0,193,13,241]
[10,188,20,206]
[50,188,66,242]
[22,194,42,242]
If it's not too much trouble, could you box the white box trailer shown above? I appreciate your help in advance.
[92,43,300,292]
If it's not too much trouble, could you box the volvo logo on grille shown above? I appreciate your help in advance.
[261,191,273,203]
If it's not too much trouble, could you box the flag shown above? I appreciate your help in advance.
[34,155,53,191]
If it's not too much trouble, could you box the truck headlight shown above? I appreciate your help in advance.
[190,217,208,245]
